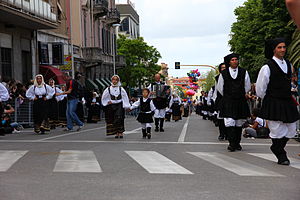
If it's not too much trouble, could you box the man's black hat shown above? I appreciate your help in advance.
[264,38,286,59]
[224,53,239,68]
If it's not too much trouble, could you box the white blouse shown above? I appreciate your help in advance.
[26,84,55,100]
[0,82,9,102]
[256,56,292,99]
[101,86,130,108]
[130,98,156,113]
[216,67,251,96]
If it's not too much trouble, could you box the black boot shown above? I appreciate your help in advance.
[146,127,151,139]
[154,118,159,132]
[271,138,290,165]
[218,119,226,141]
[142,129,147,138]
[159,118,164,132]
[226,127,236,152]
[235,127,243,151]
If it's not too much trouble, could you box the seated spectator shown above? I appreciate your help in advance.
[243,108,270,138]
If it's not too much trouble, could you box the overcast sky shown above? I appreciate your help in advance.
[117,0,246,77]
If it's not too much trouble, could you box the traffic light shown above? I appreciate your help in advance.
[175,62,180,69]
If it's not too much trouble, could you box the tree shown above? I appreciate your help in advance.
[288,29,300,68]
[117,35,162,89]
[201,69,217,92]
[229,0,296,80]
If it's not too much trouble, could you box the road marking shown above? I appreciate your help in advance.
[124,128,142,135]
[38,126,106,141]
[53,150,102,173]
[248,153,300,170]
[126,151,193,174]
[0,150,28,172]
[188,152,284,177]
[178,116,190,143]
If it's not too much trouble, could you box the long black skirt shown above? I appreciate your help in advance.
[33,98,49,132]
[104,103,125,136]
[259,96,300,123]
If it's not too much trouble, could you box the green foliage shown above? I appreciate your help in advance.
[229,0,296,81]
[202,70,217,92]
[174,86,184,99]
[288,29,300,68]
[117,35,162,88]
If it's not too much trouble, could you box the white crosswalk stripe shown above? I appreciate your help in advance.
[53,150,102,173]
[0,150,28,172]
[248,153,300,170]
[188,152,284,177]
[126,151,193,174]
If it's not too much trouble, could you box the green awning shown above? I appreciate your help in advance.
[104,78,112,86]
[102,78,111,87]
[95,79,105,91]
[85,79,98,91]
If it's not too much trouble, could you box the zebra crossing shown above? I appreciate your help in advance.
[0,150,299,176]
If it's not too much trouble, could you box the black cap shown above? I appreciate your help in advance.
[224,53,239,68]
[264,38,286,59]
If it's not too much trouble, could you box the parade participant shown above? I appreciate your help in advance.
[256,38,299,165]
[170,93,182,122]
[165,88,172,122]
[216,53,251,152]
[148,74,168,132]
[26,74,54,134]
[213,63,227,140]
[57,85,67,127]
[130,88,156,139]
[101,75,130,138]
[48,79,64,129]
[56,72,84,132]
[87,91,101,123]
[201,92,209,120]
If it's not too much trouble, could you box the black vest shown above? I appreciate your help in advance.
[222,67,246,100]
[266,59,292,99]
[140,98,151,112]
[108,87,122,100]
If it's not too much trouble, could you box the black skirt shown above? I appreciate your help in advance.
[259,96,300,123]
[104,103,125,135]
[219,97,250,119]
[137,112,153,123]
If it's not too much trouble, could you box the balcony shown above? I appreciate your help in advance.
[0,0,57,29]
[105,8,120,24]
[93,0,108,18]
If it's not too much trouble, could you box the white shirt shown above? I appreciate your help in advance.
[254,117,264,128]
[26,84,55,100]
[101,86,130,108]
[130,97,156,113]
[0,82,9,102]
[216,67,251,96]
[51,86,65,101]
[256,56,291,99]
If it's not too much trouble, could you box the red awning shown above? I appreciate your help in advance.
[39,65,66,85]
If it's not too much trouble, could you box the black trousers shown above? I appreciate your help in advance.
[227,127,242,148]
[270,137,289,163]
[218,119,227,139]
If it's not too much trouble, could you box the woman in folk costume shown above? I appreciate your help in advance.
[48,79,64,129]
[130,88,156,139]
[170,93,182,122]
[101,75,130,138]
[256,38,299,165]
[26,74,55,134]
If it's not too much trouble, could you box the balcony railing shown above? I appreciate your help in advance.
[106,8,120,24]
[93,0,108,18]
[0,0,57,22]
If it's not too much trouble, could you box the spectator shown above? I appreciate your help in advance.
[243,108,269,138]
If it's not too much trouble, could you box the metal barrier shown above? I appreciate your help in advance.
[10,98,34,127]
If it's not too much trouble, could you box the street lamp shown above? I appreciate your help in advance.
[112,23,120,75]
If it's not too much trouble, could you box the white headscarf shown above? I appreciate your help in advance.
[34,74,45,88]
[111,75,122,87]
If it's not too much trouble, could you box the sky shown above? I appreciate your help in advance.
[116,0,246,78]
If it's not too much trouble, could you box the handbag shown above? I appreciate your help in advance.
[256,120,270,138]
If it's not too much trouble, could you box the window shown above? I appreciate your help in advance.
[38,42,49,64]
[0,48,12,78]
[52,43,63,65]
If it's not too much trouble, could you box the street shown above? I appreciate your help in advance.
[0,114,299,200]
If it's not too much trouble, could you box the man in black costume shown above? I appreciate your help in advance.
[216,53,251,152]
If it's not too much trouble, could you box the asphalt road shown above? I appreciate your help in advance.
[0,114,299,200]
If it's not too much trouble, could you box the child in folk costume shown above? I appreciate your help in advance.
[130,88,156,139]
[170,93,182,122]
[101,75,130,138]
[26,74,55,134]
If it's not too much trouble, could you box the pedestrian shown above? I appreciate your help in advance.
[101,75,130,138]
[148,74,169,132]
[170,93,182,122]
[56,72,84,132]
[130,88,156,139]
[216,53,251,152]
[256,38,300,165]
[26,74,55,134]
[213,63,228,141]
